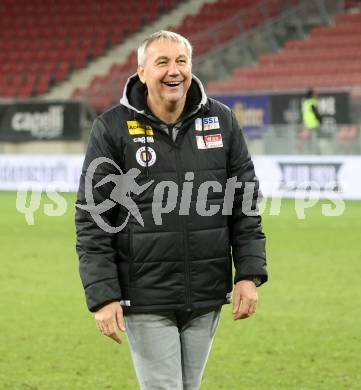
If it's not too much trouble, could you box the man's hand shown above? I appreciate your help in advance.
[232,280,258,320]
[95,301,125,344]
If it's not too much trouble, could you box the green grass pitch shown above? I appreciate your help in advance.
[0,191,360,389]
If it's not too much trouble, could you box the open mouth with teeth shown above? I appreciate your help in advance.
[163,81,183,87]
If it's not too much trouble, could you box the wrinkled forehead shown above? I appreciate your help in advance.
[145,39,191,62]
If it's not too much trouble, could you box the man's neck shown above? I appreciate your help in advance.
[147,96,185,124]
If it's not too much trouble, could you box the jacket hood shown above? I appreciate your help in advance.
[119,73,208,122]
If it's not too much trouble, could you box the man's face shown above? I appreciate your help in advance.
[138,39,192,108]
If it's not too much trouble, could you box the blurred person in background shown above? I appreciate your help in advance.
[299,88,323,153]
[75,30,267,390]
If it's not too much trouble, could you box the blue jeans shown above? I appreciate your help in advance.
[124,306,222,390]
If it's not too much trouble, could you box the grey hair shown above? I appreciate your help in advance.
[137,30,193,67]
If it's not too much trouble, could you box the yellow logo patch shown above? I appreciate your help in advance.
[127,121,154,135]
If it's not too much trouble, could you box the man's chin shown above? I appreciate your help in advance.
[164,92,186,105]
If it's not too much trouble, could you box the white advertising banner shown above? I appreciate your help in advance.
[253,155,361,200]
[0,154,360,199]
[0,154,84,192]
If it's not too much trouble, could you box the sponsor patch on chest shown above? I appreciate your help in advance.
[127,120,154,135]
[195,116,220,131]
[196,134,223,149]
[136,146,157,167]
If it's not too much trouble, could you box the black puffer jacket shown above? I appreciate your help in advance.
[76,74,267,313]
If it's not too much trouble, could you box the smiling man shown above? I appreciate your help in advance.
[137,37,192,124]
[76,30,267,390]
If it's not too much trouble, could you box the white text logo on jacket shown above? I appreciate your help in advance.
[195,116,220,131]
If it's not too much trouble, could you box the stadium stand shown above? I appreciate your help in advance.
[1,0,360,157]
[71,0,300,113]
[1,0,360,113]
[206,7,361,93]
[0,0,179,99]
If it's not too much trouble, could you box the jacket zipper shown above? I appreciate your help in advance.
[173,136,192,311]
[128,225,134,281]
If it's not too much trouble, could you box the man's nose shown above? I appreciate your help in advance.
[168,61,180,75]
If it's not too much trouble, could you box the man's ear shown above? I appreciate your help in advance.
[137,66,145,84]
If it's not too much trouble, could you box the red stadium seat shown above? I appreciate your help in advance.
[207,7,361,94]
[0,0,178,98]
